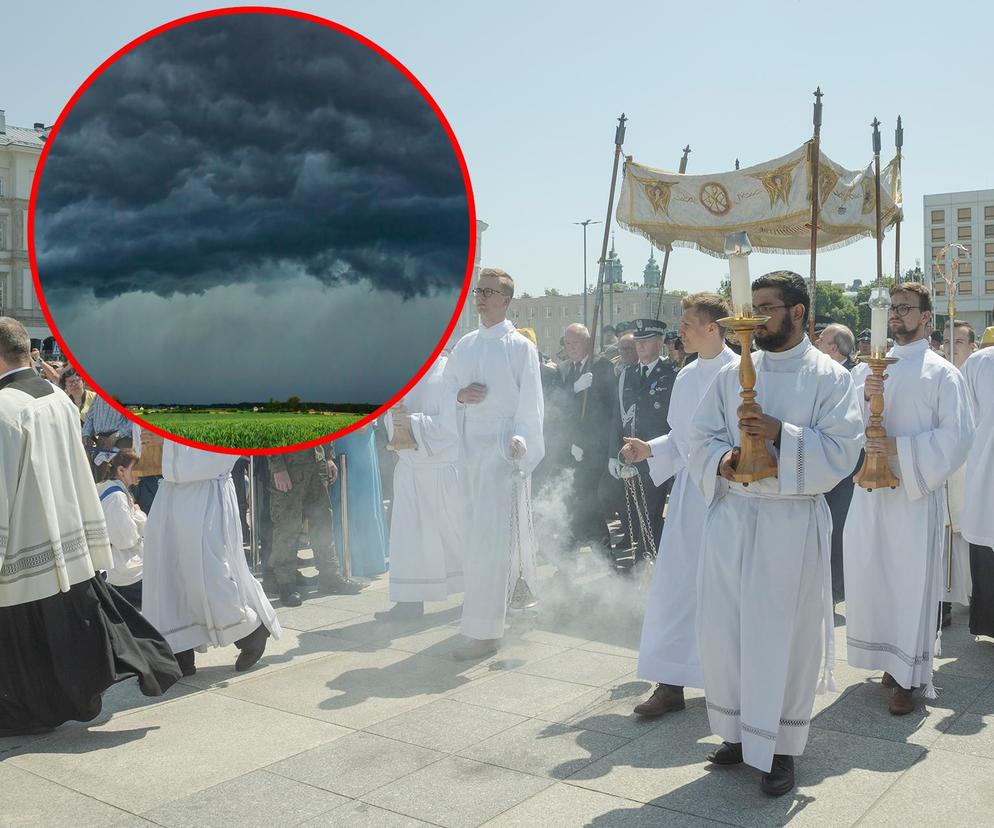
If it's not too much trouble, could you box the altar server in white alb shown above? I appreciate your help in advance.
[444,267,544,660]
[940,320,979,613]
[376,351,464,621]
[619,293,737,718]
[960,344,994,638]
[143,437,281,676]
[687,273,862,797]
[844,283,973,716]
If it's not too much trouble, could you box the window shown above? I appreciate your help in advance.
[959,261,972,275]
[958,226,972,240]
[987,261,994,275]
[986,224,994,238]
[932,246,944,261]
[958,207,972,221]
[986,243,994,256]
[615,305,622,316]
[0,280,4,314]
[987,280,994,294]
[932,227,945,242]
[0,219,5,250]
[545,307,552,318]
[560,306,567,318]
[934,281,946,295]
[528,307,535,319]
[632,303,639,314]
[21,270,33,311]
[959,281,973,295]
[931,209,945,223]
[986,206,994,220]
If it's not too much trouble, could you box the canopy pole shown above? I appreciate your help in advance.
[590,113,627,354]
[808,87,823,341]
[654,145,691,321]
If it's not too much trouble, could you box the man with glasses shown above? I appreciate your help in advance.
[444,268,544,660]
[687,272,863,796]
[844,283,974,716]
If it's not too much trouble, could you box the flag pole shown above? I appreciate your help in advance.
[808,87,823,341]
[654,144,691,321]
[872,117,883,285]
[590,114,627,355]
[893,115,904,283]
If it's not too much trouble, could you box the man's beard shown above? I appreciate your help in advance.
[754,312,792,351]
[890,319,919,344]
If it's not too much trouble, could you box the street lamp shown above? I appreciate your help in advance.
[574,219,601,328]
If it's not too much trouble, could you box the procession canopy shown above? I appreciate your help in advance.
[617,143,901,258]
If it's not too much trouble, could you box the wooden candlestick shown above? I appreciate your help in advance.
[852,356,900,490]
[719,315,778,485]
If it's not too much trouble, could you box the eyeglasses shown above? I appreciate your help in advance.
[754,303,790,315]
[472,287,505,299]
[888,303,921,317]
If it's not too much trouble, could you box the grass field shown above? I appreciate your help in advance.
[140,410,364,449]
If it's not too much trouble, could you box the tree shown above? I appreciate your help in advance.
[543,288,560,296]
[519,291,533,299]
[813,282,859,333]
[286,396,301,411]
[852,276,895,331]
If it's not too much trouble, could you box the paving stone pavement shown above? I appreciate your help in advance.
[3,564,994,827]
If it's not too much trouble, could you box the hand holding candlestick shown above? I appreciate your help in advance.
[719,232,778,485]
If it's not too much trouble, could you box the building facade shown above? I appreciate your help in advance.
[923,190,994,335]
[0,110,51,346]
[450,228,683,357]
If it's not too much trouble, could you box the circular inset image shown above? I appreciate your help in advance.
[31,8,473,452]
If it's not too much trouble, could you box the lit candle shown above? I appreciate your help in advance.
[729,255,751,317]
[870,306,887,352]
[724,231,753,317]
[869,285,889,356]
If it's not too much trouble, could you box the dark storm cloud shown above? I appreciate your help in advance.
[34,12,469,300]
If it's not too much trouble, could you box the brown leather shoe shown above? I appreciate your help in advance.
[633,684,686,717]
[881,672,897,688]
[889,686,915,715]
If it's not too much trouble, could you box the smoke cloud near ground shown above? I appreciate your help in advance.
[525,468,650,648]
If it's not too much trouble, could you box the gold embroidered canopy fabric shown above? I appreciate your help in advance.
[616,143,901,258]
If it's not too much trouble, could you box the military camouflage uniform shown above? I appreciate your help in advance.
[268,445,343,590]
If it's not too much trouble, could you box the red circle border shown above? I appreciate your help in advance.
[28,5,476,456]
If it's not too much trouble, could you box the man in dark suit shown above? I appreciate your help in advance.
[608,318,677,564]
[561,323,616,550]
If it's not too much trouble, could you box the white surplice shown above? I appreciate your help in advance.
[844,338,974,691]
[961,348,994,550]
[444,319,544,640]
[688,338,862,773]
[143,442,281,653]
[0,368,112,607]
[638,345,738,689]
[386,355,465,602]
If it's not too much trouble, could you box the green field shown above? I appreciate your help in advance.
[140,410,364,449]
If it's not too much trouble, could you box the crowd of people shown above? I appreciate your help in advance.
[1,265,992,797]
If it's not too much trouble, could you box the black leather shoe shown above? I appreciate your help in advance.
[706,741,743,765]
[317,575,363,595]
[633,684,685,717]
[234,624,269,672]
[279,589,303,607]
[760,754,795,796]
[174,649,196,677]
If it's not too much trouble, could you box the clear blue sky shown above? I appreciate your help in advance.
[8,0,992,298]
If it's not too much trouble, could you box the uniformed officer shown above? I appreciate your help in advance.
[608,318,677,564]
[269,445,363,606]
